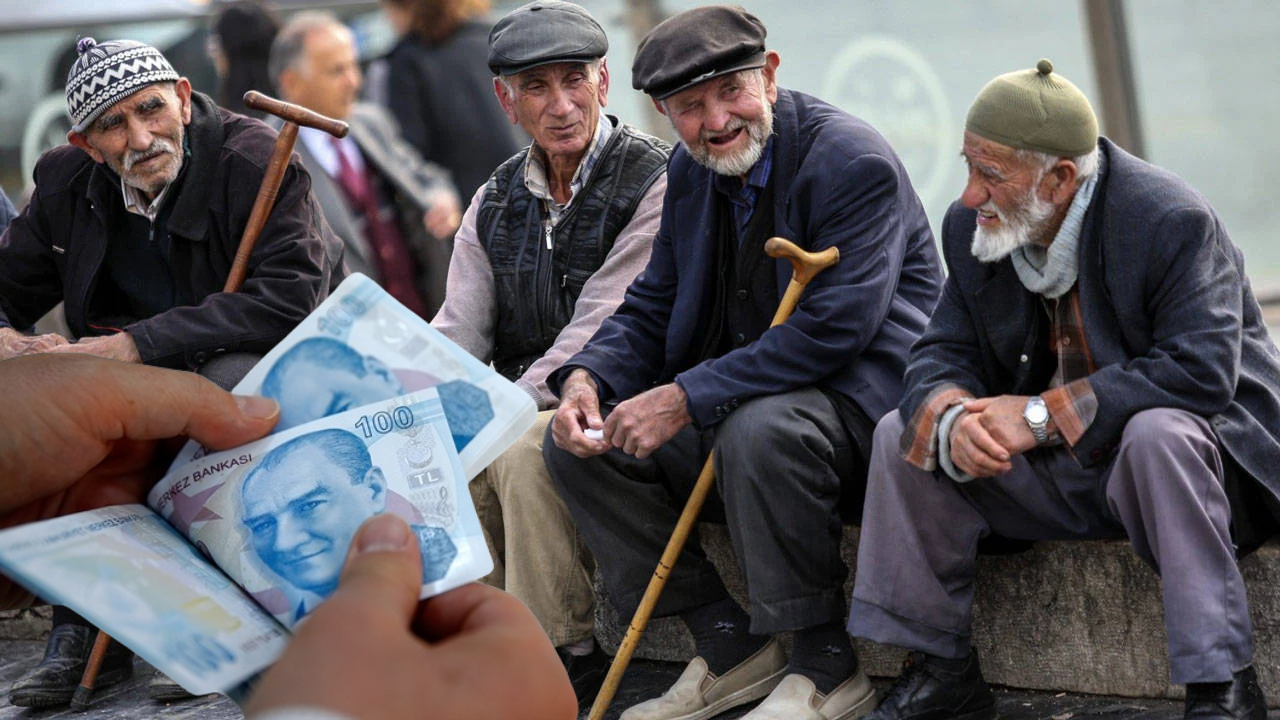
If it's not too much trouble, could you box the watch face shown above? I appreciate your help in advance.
[1026,402,1049,425]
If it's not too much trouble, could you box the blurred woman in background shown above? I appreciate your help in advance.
[373,0,522,201]
[209,1,281,118]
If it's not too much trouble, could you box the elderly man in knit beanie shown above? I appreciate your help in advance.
[848,59,1279,720]
[0,37,342,707]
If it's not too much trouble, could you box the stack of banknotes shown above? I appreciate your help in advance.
[0,274,537,696]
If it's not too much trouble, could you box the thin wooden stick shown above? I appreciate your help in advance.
[70,630,114,711]
[223,91,348,293]
[588,237,840,720]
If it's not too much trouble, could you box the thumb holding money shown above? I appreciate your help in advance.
[245,514,576,720]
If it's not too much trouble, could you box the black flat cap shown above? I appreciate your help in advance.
[488,1,608,76]
[632,5,767,99]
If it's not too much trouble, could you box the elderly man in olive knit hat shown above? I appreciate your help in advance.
[848,59,1280,720]
[545,5,941,720]
[0,37,342,708]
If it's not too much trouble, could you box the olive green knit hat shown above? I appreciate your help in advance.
[965,58,1098,157]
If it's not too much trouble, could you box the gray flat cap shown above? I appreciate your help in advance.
[487,1,608,76]
[632,5,766,100]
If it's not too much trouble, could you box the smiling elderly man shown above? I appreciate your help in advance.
[848,60,1280,720]
[0,37,342,708]
[543,6,942,720]
[428,1,670,709]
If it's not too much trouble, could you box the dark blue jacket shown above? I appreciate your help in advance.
[904,138,1280,498]
[553,88,942,428]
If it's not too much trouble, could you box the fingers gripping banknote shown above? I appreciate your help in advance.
[0,391,492,696]
[169,273,537,480]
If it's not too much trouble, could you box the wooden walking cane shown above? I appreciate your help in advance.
[71,91,349,711]
[588,237,841,720]
[224,90,349,293]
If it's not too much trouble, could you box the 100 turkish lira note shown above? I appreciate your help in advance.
[168,273,537,480]
[152,389,490,631]
[0,505,288,695]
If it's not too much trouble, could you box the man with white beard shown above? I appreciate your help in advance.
[849,60,1280,720]
[544,7,941,719]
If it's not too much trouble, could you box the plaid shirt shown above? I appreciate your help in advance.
[900,291,1099,470]
[712,136,775,241]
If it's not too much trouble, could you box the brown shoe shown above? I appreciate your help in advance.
[620,639,787,720]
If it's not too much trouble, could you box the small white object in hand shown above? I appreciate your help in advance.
[584,428,604,441]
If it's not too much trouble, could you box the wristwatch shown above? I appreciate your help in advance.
[1023,396,1050,445]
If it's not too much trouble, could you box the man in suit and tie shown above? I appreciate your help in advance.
[270,11,462,318]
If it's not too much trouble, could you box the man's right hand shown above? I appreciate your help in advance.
[0,326,69,360]
[550,368,610,458]
[948,407,1013,478]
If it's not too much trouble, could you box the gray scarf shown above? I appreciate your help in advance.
[1010,159,1102,299]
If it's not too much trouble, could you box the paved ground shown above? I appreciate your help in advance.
[7,637,1276,720]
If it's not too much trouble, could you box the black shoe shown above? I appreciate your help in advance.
[8,623,134,708]
[866,651,997,720]
[148,674,199,703]
[558,643,610,708]
[1185,666,1267,720]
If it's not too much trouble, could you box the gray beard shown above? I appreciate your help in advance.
[687,108,773,177]
[970,192,1056,263]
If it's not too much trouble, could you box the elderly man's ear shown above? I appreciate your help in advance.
[1041,159,1081,205]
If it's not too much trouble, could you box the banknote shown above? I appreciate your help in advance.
[151,388,491,631]
[168,272,537,480]
[0,505,288,695]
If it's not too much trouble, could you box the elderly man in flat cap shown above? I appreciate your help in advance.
[430,0,670,707]
[544,6,942,719]
[0,37,342,707]
[848,60,1279,720]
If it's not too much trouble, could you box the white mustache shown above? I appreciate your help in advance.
[123,139,176,172]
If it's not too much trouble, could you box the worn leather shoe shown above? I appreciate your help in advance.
[742,671,877,720]
[558,643,610,708]
[865,651,996,720]
[8,624,134,708]
[1185,666,1267,720]
[621,639,787,720]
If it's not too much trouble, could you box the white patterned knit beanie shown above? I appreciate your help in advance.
[65,37,180,133]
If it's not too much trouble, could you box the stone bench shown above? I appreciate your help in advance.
[594,525,1280,706]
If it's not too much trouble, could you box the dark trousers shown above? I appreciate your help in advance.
[545,388,862,635]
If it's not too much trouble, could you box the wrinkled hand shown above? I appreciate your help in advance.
[0,326,69,360]
[422,191,463,239]
[245,515,577,720]
[604,383,691,460]
[550,369,609,458]
[949,395,1042,477]
[46,332,141,363]
[965,395,1041,457]
[0,355,280,609]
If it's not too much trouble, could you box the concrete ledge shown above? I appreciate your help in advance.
[595,525,1280,706]
[0,607,51,641]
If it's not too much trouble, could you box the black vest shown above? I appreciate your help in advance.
[698,175,779,362]
[477,119,670,380]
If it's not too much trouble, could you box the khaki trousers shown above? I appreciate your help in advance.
[470,410,595,647]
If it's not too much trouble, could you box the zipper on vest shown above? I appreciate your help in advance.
[544,222,553,250]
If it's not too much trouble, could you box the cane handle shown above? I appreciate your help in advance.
[244,91,349,138]
[764,237,840,285]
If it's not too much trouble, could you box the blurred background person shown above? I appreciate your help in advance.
[373,0,522,202]
[271,12,462,318]
[208,1,280,119]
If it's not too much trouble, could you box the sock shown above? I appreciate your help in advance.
[789,621,858,694]
[680,597,768,675]
[560,637,596,657]
[50,605,91,628]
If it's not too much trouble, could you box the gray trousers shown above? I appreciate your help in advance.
[544,388,858,635]
[848,408,1253,684]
